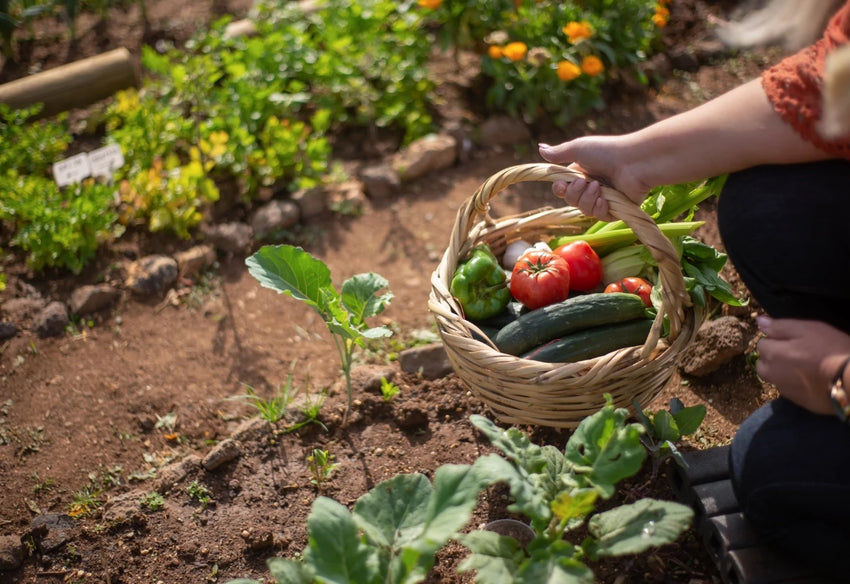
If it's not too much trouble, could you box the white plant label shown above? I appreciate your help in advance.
[52,152,92,187]
[88,143,125,178]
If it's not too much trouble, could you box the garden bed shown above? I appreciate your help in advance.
[0,0,781,582]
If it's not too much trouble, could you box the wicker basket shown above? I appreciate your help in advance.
[428,163,703,429]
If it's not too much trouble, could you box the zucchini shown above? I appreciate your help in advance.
[521,319,653,363]
[493,292,649,356]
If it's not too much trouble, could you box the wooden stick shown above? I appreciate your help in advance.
[0,47,138,117]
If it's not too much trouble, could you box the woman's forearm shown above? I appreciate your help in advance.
[623,78,833,189]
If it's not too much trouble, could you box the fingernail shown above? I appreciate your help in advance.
[756,315,772,330]
[538,143,551,151]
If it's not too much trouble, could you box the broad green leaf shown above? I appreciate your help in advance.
[306,497,376,584]
[550,489,598,524]
[672,404,707,437]
[516,540,594,584]
[458,530,524,581]
[472,452,550,524]
[353,473,431,549]
[652,410,680,443]
[564,399,646,498]
[266,558,314,584]
[470,415,546,473]
[340,272,393,324]
[421,463,491,542]
[246,245,335,314]
[589,498,694,557]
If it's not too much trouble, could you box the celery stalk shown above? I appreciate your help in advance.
[549,221,704,251]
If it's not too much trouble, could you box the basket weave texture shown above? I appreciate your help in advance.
[428,163,703,429]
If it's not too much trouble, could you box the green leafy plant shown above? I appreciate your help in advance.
[460,398,694,582]
[68,485,102,518]
[141,491,165,511]
[0,175,122,273]
[227,397,694,584]
[0,103,70,175]
[633,397,706,476]
[245,244,393,413]
[230,382,294,424]
[306,448,339,490]
[187,480,213,509]
[379,377,401,402]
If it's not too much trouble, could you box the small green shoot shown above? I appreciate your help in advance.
[246,245,393,415]
[31,472,55,495]
[141,491,165,511]
[68,485,102,519]
[379,377,401,402]
[187,480,213,509]
[230,383,292,424]
[633,397,707,476]
[307,448,338,490]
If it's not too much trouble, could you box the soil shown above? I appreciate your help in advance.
[0,1,782,583]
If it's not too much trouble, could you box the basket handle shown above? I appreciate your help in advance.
[452,163,691,356]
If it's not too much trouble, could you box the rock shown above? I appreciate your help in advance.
[349,364,398,394]
[125,255,179,295]
[68,284,121,315]
[327,180,368,215]
[399,343,453,380]
[240,528,275,551]
[30,513,75,552]
[290,187,327,220]
[680,316,750,377]
[154,454,202,493]
[0,321,18,341]
[203,222,253,254]
[392,133,457,182]
[0,535,25,571]
[34,301,69,338]
[102,490,148,525]
[251,199,301,238]
[477,115,532,146]
[2,297,46,322]
[359,162,401,199]
[202,438,241,471]
[174,245,217,278]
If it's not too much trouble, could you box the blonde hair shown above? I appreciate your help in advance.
[715,0,844,52]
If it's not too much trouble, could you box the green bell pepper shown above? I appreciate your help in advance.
[450,244,511,320]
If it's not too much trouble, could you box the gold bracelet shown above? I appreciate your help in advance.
[829,355,850,422]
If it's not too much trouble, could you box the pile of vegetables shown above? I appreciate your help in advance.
[450,176,743,363]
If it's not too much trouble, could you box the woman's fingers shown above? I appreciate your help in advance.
[553,177,612,220]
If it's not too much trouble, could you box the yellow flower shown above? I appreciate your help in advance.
[417,0,442,8]
[556,60,581,82]
[488,45,503,59]
[562,21,593,44]
[502,41,528,62]
[580,55,604,77]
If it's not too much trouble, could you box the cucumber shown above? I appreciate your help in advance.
[521,319,653,363]
[493,292,649,356]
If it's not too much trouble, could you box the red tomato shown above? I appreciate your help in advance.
[553,241,602,291]
[604,277,653,307]
[510,249,571,309]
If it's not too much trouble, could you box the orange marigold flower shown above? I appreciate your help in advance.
[580,55,604,77]
[556,60,581,82]
[417,0,442,9]
[503,41,528,62]
[488,45,503,59]
[562,20,593,44]
[652,12,669,27]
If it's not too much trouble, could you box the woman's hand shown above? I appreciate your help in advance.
[756,316,850,415]
[538,136,651,222]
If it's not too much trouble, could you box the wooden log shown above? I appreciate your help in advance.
[0,47,138,117]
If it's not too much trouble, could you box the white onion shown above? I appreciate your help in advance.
[502,240,532,269]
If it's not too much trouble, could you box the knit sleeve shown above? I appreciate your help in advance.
[761,1,850,159]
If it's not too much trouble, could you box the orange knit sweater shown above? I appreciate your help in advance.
[762,0,850,158]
